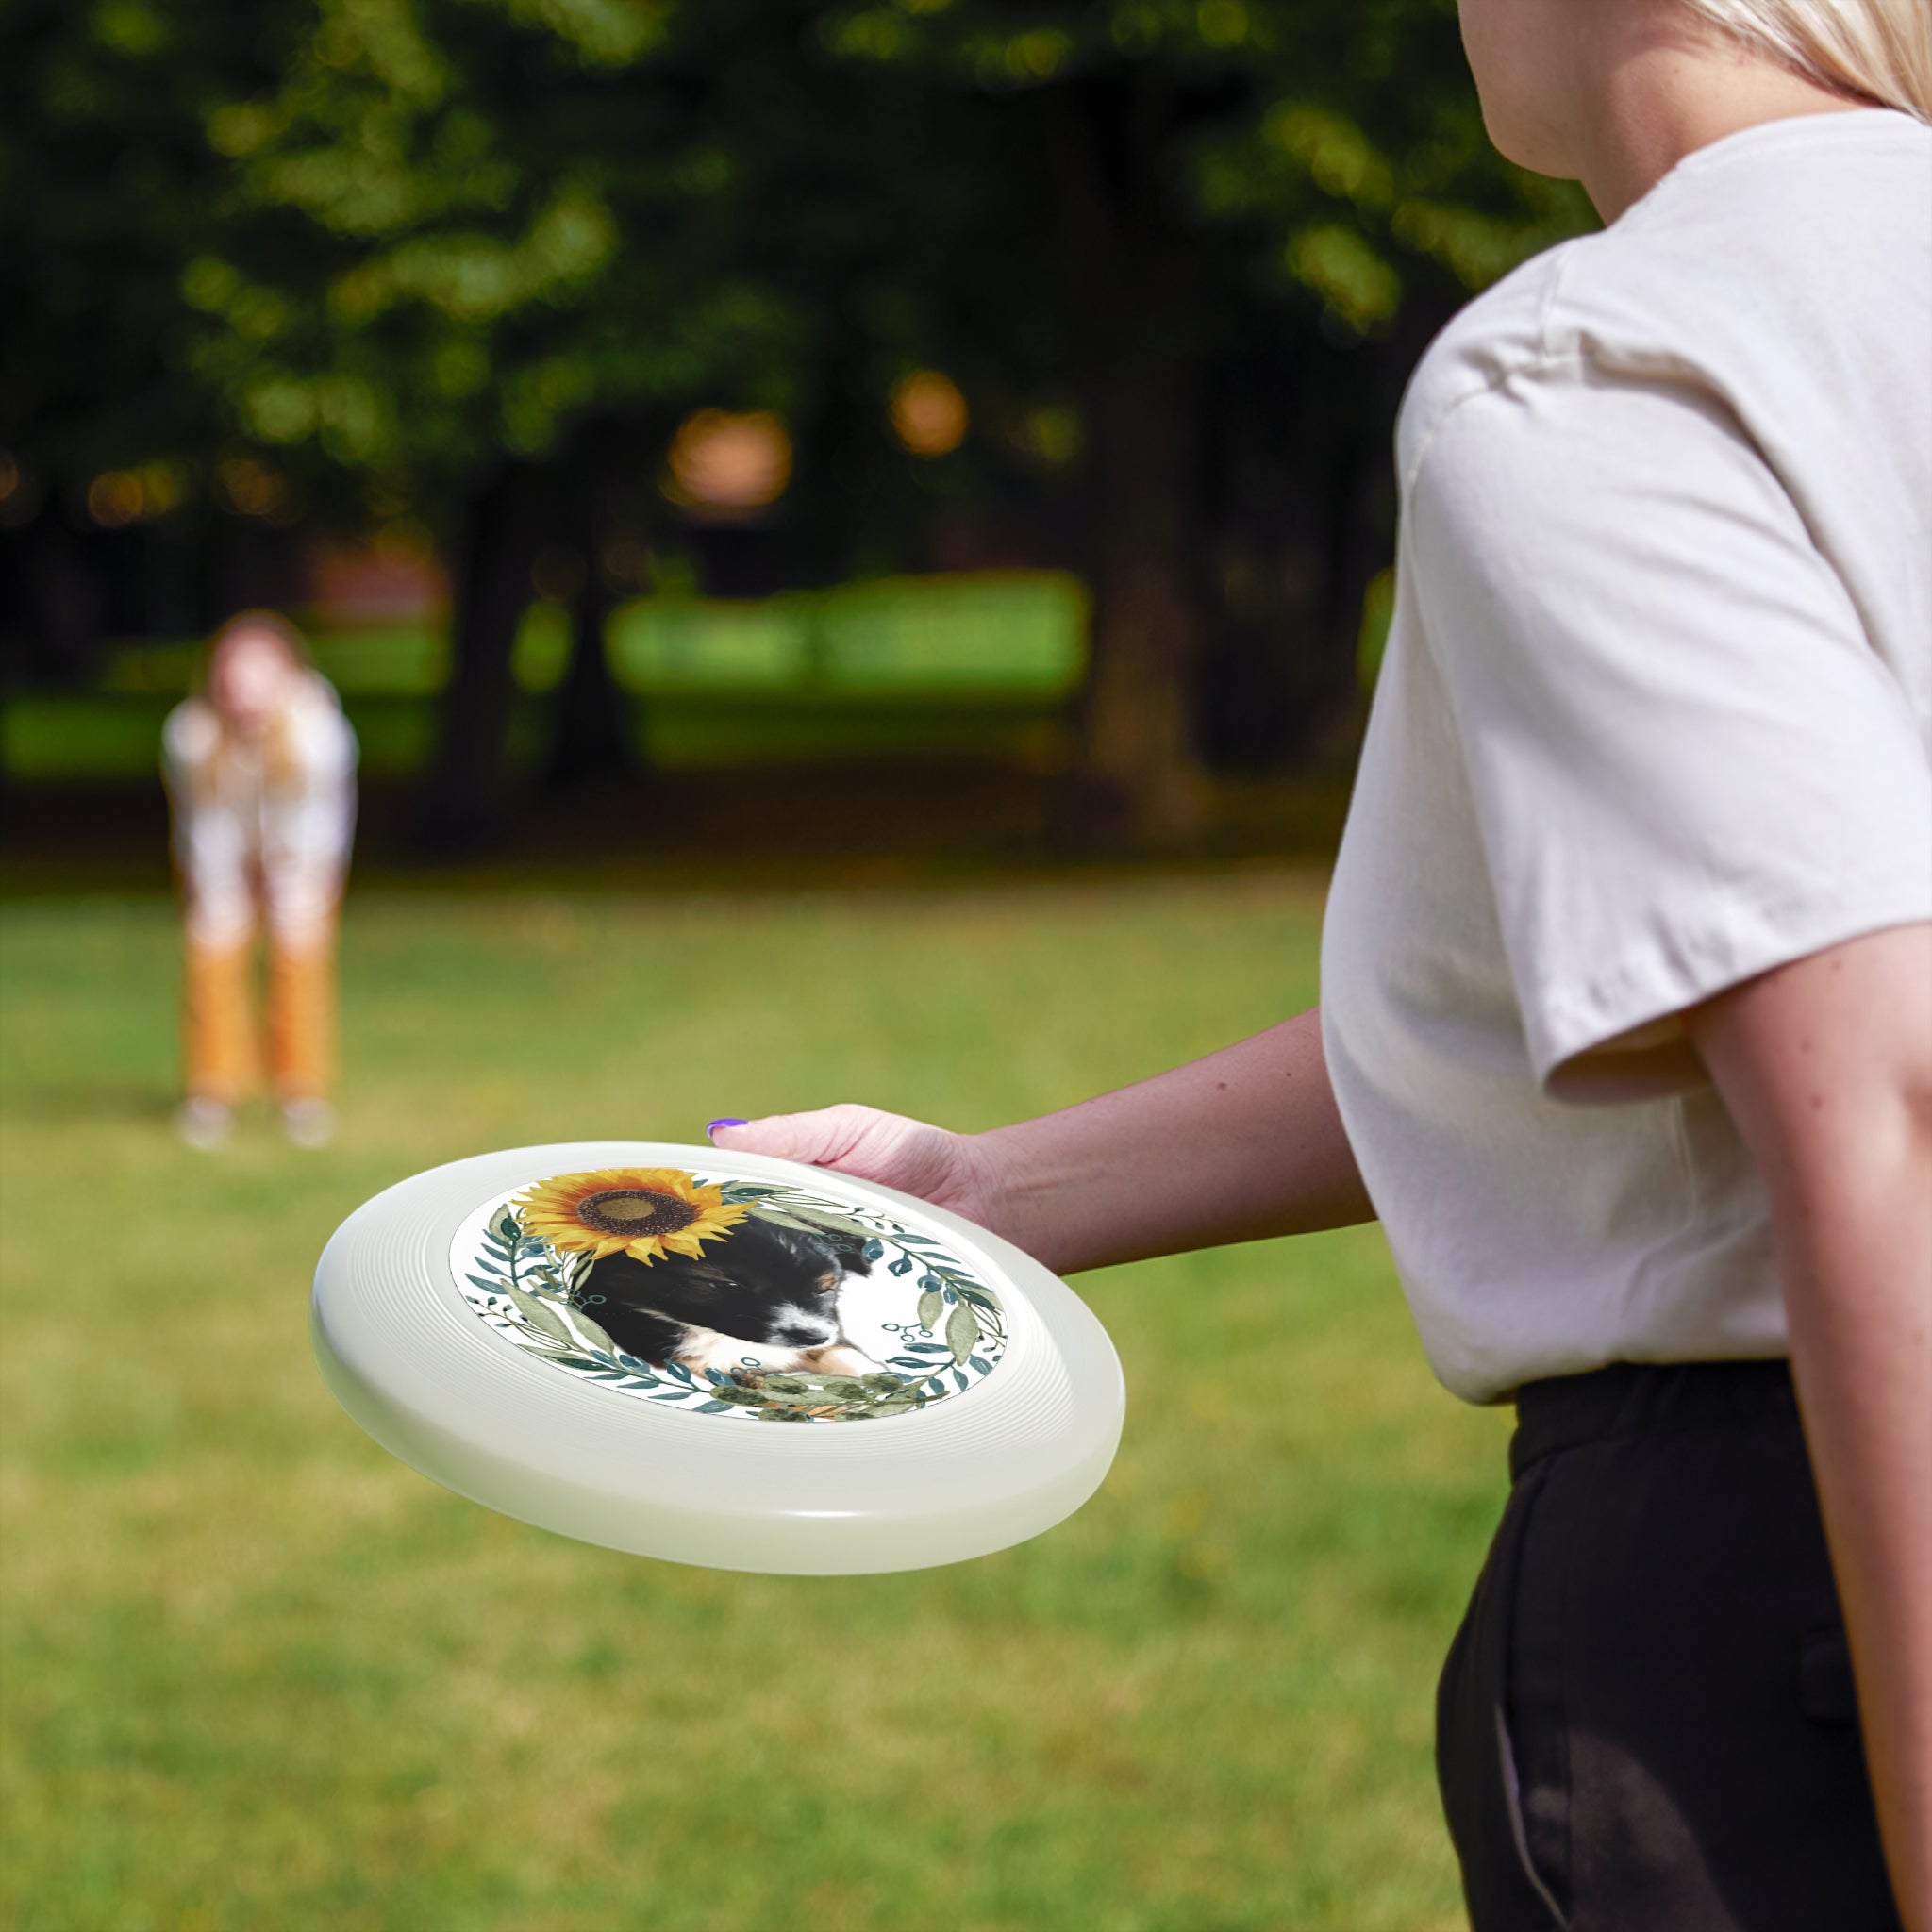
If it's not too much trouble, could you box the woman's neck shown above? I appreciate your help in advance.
[1574,16,1876,223]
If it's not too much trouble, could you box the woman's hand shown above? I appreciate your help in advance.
[708,1106,1010,1230]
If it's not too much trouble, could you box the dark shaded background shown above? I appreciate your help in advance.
[1,0,1592,878]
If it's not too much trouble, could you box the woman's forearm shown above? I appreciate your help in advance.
[969,1005,1375,1275]
[1779,1140,1932,1932]
[1692,924,1932,1930]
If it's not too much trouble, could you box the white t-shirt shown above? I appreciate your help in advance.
[163,672,358,950]
[1322,109,1932,1405]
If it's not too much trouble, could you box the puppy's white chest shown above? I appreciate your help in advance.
[675,1324,813,1376]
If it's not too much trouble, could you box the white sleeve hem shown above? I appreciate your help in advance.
[1532,883,1932,1100]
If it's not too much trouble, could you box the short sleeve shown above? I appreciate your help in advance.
[1408,364,1932,1098]
[290,676,359,781]
[161,699,218,785]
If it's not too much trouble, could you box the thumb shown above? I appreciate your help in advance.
[707,1108,861,1167]
[705,1104,963,1201]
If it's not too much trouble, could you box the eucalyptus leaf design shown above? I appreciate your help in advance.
[508,1286,575,1346]
[557,1304,623,1359]
[753,1203,879,1246]
[945,1301,978,1367]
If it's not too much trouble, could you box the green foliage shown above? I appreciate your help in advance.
[811,0,1591,331]
[5,0,1592,519]
[1,2,275,483]
[6,0,1593,812]
[1,875,1509,1929]
[167,0,814,498]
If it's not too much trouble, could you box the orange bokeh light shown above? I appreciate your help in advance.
[890,371,969,458]
[663,409,792,514]
[214,457,291,521]
[87,471,145,528]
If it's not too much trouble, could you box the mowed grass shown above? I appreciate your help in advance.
[0,875,1508,1932]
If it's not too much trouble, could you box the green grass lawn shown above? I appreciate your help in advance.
[0,874,1507,1932]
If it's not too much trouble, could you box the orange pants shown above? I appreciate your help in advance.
[184,922,337,1105]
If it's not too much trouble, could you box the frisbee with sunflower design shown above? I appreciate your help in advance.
[310,1141,1124,1573]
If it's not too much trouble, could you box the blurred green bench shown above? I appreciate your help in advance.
[2,572,1089,779]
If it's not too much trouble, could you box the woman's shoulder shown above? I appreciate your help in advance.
[285,673,358,766]
[162,696,221,768]
[291,667,346,716]
[1398,110,1931,490]
[1394,243,1583,484]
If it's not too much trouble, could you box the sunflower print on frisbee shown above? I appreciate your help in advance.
[450,1167,1008,1424]
[515,1168,751,1265]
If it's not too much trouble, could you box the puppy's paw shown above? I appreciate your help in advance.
[804,1344,884,1378]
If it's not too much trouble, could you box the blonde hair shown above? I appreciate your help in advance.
[1682,0,1932,120]
[206,608,312,681]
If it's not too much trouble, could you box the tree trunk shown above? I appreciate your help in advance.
[540,416,660,798]
[1045,75,1211,847]
[417,461,541,858]
[541,551,633,798]
[12,508,107,687]
[1078,360,1206,844]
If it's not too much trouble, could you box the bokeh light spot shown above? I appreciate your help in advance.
[662,409,792,515]
[86,473,145,528]
[214,458,292,522]
[890,371,969,458]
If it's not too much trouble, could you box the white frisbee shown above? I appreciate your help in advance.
[310,1141,1124,1574]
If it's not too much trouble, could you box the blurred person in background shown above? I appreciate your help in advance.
[709,0,1932,1926]
[163,611,358,1151]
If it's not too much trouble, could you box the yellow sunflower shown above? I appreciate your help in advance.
[513,1167,751,1266]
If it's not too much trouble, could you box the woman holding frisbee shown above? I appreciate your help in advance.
[712,0,1931,1924]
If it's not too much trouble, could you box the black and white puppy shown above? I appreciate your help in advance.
[582,1215,884,1381]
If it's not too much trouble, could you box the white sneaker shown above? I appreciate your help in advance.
[176,1097,233,1151]
[280,1097,337,1149]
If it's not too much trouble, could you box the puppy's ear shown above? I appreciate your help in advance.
[664,1257,733,1296]
[586,1249,658,1296]
[597,1248,724,1300]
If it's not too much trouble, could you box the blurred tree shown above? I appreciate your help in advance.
[808,0,1592,835]
[152,0,950,845]
[4,0,1591,844]
[167,0,798,844]
[0,0,303,680]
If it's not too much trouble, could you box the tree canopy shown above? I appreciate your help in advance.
[3,0,1592,840]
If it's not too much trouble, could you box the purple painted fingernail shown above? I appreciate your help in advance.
[706,1118,748,1138]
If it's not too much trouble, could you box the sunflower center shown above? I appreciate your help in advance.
[575,1190,697,1238]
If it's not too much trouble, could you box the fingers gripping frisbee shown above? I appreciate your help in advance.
[311,1142,1124,1574]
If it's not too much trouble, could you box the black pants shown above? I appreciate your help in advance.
[1436,1360,1901,1931]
